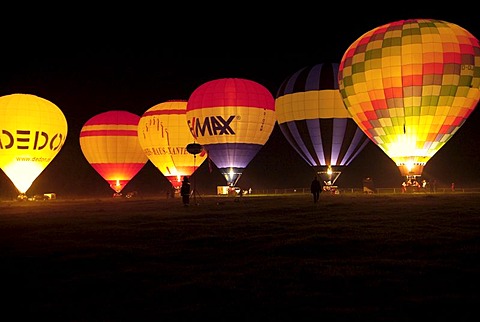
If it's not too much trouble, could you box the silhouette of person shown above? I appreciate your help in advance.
[180,176,191,206]
[310,176,322,203]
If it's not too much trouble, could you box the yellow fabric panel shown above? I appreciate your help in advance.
[275,90,350,124]
[81,124,136,131]
[80,135,147,164]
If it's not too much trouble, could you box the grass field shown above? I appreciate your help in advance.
[1,192,480,321]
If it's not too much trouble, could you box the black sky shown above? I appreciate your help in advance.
[1,10,479,198]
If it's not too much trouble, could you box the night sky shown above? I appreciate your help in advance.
[1,10,479,198]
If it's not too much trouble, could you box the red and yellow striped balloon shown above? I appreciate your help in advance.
[80,110,148,194]
[338,19,480,177]
[186,78,276,186]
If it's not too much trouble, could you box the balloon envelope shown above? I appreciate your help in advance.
[138,100,207,190]
[186,78,276,186]
[275,63,370,183]
[338,19,480,177]
[0,93,68,195]
[79,110,148,194]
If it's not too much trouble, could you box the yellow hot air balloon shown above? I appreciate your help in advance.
[0,93,68,198]
[138,100,207,191]
[338,19,480,178]
[79,110,148,196]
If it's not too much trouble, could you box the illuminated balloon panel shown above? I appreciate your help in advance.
[79,110,148,194]
[338,19,480,177]
[138,100,207,190]
[0,93,68,195]
[186,78,276,186]
[275,63,369,181]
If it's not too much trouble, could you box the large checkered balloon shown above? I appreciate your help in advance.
[338,19,480,177]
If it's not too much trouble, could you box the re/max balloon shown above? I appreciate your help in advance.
[79,110,148,195]
[186,78,276,186]
[276,63,370,184]
[138,100,207,191]
[338,19,480,178]
[0,93,68,196]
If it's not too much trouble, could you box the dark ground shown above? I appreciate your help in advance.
[1,192,479,321]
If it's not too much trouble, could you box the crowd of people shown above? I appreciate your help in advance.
[401,178,437,193]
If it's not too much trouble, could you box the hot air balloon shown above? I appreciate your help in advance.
[138,100,207,191]
[338,19,480,179]
[275,63,370,188]
[0,93,68,199]
[186,78,276,187]
[79,110,148,196]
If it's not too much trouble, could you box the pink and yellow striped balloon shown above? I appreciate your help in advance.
[80,110,148,194]
[338,19,480,177]
[186,78,276,186]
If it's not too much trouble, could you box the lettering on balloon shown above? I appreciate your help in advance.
[143,148,153,157]
[259,110,266,131]
[187,115,236,138]
[15,156,52,162]
[0,129,65,151]
[143,146,189,156]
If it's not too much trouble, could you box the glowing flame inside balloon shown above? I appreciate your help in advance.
[0,93,68,195]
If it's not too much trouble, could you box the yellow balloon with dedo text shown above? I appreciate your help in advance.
[0,94,68,195]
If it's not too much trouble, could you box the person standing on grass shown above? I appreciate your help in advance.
[180,176,191,206]
[310,175,322,203]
